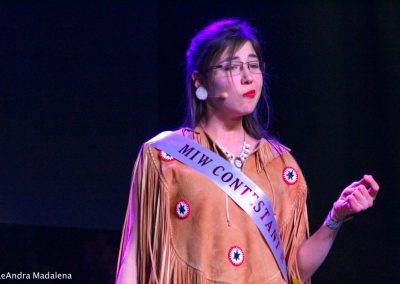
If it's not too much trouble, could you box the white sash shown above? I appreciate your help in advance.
[150,132,289,284]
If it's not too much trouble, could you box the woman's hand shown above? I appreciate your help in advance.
[332,175,380,222]
[297,174,380,281]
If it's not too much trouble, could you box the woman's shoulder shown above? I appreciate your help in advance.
[257,136,290,156]
[144,128,195,144]
[139,128,195,153]
[256,136,305,170]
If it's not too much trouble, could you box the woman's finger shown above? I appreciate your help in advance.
[361,175,380,199]
[352,187,372,208]
[345,195,363,213]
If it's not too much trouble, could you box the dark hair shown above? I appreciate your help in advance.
[183,18,272,139]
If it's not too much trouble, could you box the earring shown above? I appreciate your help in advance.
[195,86,208,100]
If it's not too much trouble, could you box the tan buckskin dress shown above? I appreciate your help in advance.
[116,128,310,284]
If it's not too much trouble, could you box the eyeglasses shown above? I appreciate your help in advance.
[209,60,266,76]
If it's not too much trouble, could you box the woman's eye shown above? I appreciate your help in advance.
[223,64,240,71]
[249,62,260,69]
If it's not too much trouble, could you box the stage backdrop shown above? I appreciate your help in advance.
[1,2,159,229]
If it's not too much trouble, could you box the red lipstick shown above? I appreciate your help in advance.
[243,90,256,98]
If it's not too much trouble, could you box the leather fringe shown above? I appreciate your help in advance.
[117,130,310,284]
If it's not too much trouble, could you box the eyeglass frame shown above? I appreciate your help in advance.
[207,60,266,76]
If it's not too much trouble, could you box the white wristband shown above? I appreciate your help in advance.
[324,209,342,230]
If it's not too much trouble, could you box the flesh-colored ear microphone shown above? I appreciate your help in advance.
[208,92,229,99]
[219,92,228,99]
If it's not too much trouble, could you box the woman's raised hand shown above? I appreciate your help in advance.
[332,175,380,222]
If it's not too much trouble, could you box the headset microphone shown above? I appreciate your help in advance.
[208,92,228,99]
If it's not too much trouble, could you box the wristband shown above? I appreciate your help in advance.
[324,209,343,230]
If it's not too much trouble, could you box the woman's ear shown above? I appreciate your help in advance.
[192,71,202,88]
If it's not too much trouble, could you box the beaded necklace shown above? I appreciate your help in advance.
[218,135,250,169]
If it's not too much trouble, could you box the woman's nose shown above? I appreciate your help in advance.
[241,66,254,85]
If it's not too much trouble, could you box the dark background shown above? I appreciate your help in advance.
[1,1,399,283]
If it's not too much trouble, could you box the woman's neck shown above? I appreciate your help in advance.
[201,115,243,140]
[200,115,246,156]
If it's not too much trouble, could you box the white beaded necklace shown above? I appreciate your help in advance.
[218,133,250,169]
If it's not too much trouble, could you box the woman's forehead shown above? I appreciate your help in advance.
[216,41,257,62]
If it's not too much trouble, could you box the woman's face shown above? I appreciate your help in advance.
[206,41,263,120]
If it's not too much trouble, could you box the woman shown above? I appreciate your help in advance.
[116,18,379,284]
